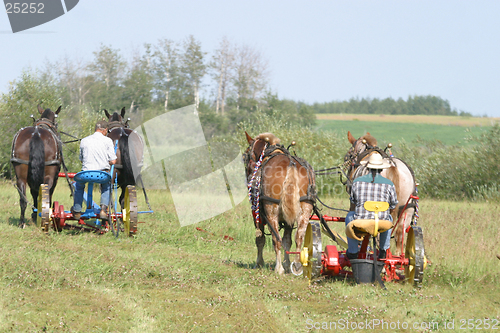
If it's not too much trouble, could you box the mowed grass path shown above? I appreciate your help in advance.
[315,114,495,146]
[0,181,499,332]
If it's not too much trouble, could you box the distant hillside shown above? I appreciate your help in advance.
[312,95,473,116]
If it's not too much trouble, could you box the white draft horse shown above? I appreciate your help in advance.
[244,132,316,274]
[344,131,417,255]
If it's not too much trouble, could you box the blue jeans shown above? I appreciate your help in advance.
[73,181,110,212]
[345,211,392,254]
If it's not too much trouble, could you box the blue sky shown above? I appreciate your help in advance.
[1,0,500,116]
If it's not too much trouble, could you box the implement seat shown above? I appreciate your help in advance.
[346,201,393,241]
[74,170,111,184]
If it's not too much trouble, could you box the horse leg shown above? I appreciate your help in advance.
[265,204,284,275]
[17,179,27,228]
[291,202,313,275]
[282,224,293,274]
[29,186,39,223]
[394,209,414,256]
[255,224,266,268]
[118,187,126,211]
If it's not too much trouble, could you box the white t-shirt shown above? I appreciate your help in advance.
[79,132,117,171]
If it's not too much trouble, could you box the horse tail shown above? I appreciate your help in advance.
[280,163,300,227]
[386,165,400,194]
[385,164,401,223]
[27,127,45,191]
[119,131,135,186]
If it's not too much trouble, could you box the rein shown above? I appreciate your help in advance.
[60,131,81,144]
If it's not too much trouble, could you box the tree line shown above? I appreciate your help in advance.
[312,96,472,117]
[0,34,476,177]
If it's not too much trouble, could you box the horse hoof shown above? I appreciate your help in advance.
[254,261,265,269]
[19,223,26,229]
[275,265,285,275]
[291,262,303,276]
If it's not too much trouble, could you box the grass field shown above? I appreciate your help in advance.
[315,114,495,146]
[316,114,500,127]
[1,181,499,332]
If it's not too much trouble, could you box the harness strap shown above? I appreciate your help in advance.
[10,157,60,166]
[107,121,128,131]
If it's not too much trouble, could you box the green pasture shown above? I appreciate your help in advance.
[0,181,499,332]
[315,119,490,147]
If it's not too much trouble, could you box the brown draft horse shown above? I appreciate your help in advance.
[104,107,144,208]
[344,131,417,255]
[244,132,316,274]
[11,105,62,227]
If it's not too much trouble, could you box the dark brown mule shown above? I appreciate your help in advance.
[104,108,144,208]
[344,131,417,255]
[244,132,316,274]
[11,105,62,228]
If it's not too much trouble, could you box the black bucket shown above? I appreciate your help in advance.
[350,259,384,284]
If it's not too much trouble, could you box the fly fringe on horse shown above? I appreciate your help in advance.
[280,164,300,227]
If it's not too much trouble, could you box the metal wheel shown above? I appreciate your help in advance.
[301,221,322,281]
[405,226,426,286]
[123,185,138,237]
[36,184,51,233]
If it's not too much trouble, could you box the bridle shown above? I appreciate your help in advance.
[243,139,265,176]
[343,139,370,180]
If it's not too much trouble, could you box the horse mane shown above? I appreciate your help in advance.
[361,133,377,147]
[255,132,281,145]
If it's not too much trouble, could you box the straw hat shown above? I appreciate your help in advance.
[360,153,392,169]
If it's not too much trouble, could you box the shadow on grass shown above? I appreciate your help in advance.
[306,274,357,287]
[222,258,274,271]
[7,216,35,228]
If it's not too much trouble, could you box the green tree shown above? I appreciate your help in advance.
[175,35,206,109]
[0,70,63,176]
[149,39,179,111]
[122,53,153,112]
[87,44,126,110]
[231,44,269,110]
[210,37,234,115]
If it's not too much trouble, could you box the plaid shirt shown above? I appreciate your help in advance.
[350,173,398,221]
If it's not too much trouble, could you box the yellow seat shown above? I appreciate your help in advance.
[346,201,392,241]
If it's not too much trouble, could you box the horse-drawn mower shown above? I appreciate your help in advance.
[296,197,427,287]
[36,170,151,237]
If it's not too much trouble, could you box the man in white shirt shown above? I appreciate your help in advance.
[71,120,117,219]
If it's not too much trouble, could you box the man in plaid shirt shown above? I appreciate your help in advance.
[345,153,398,260]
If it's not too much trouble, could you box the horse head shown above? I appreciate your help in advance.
[344,131,378,164]
[104,107,129,130]
[37,104,61,125]
[244,132,280,177]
